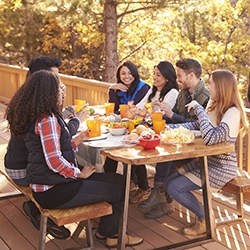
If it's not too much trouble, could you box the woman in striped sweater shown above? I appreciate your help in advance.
[164,69,249,236]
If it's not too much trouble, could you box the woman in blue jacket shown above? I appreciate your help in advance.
[108,61,150,113]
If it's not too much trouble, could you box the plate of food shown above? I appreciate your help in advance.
[161,126,195,145]
[121,134,140,144]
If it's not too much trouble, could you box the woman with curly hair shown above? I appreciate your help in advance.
[5,70,143,248]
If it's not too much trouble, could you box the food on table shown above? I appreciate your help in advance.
[139,134,161,150]
[136,124,148,134]
[88,107,95,115]
[127,106,137,119]
[102,114,120,123]
[161,126,195,144]
[138,109,147,117]
[108,121,129,129]
[127,132,139,140]
[127,100,135,108]
[140,129,155,139]
[144,102,153,113]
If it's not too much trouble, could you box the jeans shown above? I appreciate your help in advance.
[56,172,124,238]
[154,159,192,187]
[154,161,176,187]
[103,157,149,190]
[164,171,204,220]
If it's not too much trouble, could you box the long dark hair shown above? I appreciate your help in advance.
[5,70,61,137]
[148,61,179,102]
[116,61,140,97]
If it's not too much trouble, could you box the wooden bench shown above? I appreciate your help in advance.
[217,170,250,224]
[216,122,250,225]
[0,171,112,250]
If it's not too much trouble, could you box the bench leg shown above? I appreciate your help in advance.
[86,219,94,250]
[216,191,244,225]
[236,192,244,219]
[38,214,47,250]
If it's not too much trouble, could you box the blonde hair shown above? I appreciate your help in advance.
[206,69,249,133]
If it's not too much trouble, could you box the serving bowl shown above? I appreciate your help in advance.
[139,134,161,150]
[109,127,127,136]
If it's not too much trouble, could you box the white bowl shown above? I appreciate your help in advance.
[109,127,127,136]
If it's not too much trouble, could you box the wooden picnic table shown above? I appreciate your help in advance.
[101,137,235,249]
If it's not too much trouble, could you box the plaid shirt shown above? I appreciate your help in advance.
[30,114,80,192]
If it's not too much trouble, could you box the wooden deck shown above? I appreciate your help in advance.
[1,103,250,250]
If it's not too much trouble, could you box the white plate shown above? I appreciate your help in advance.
[88,141,124,148]
[83,134,108,142]
[121,136,139,144]
[190,130,201,137]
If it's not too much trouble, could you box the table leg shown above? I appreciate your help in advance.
[117,163,131,250]
[200,156,214,239]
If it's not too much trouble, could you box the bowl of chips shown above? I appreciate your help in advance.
[160,126,195,144]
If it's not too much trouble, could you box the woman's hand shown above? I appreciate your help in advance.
[72,129,89,146]
[79,165,96,179]
[185,100,199,112]
[76,108,90,123]
[110,83,128,92]
[160,102,173,118]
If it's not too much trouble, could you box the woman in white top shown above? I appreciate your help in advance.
[126,61,179,205]
[136,61,179,112]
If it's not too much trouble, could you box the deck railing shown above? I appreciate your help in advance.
[0,63,249,172]
[0,63,109,106]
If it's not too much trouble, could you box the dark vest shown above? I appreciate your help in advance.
[24,115,78,185]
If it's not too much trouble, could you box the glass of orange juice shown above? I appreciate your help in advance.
[74,99,86,112]
[152,111,163,121]
[86,118,101,138]
[119,104,129,118]
[105,103,115,115]
[128,122,135,133]
[153,120,166,134]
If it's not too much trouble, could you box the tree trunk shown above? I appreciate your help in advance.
[103,0,118,83]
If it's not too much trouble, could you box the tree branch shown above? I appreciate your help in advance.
[119,40,147,62]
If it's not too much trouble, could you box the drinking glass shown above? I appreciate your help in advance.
[153,120,166,134]
[74,99,86,112]
[119,104,129,118]
[105,103,115,115]
[152,111,163,121]
[86,118,101,138]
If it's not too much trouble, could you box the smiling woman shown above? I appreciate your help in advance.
[108,61,150,113]
[135,61,179,112]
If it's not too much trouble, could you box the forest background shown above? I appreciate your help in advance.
[0,0,249,100]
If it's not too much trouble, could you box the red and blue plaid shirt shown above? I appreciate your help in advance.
[30,114,80,192]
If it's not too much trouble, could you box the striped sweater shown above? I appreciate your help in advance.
[169,101,240,189]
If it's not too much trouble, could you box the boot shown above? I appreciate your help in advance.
[182,217,206,236]
[144,202,174,219]
[129,188,150,204]
[138,187,165,209]
[106,234,143,248]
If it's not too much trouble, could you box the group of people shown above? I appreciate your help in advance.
[4,54,248,248]
[104,57,248,235]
